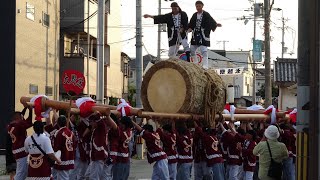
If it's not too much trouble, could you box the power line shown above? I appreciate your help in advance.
[208,57,261,65]
[61,10,98,30]
[63,36,136,46]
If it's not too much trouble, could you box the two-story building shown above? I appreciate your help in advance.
[60,0,125,103]
[211,50,255,106]
[1,0,60,149]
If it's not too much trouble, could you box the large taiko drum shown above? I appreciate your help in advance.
[141,59,226,115]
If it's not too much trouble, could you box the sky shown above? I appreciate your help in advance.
[119,0,298,62]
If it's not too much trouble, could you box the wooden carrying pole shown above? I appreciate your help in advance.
[139,111,289,123]
[20,96,142,116]
[20,96,110,116]
[234,108,285,118]
[20,96,289,122]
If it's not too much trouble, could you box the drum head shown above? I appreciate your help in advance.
[147,68,187,113]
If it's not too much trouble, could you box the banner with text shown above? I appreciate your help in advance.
[214,67,244,76]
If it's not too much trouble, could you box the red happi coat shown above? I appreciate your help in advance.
[176,131,193,163]
[90,119,108,161]
[223,131,245,165]
[109,127,132,163]
[157,129,178,164]
[77,120,91,162]
[28,154,52,179]
[109,128,119,163]
[7,110,32,160]
[195,127,224,166]
[280,129,295,158]
[255,128,266,162]
[242,140,257,172]
[220,131,229,160]
[141,130,167,164]
[193,128,207,163]
[45,124,59,146]
[290,129,296,157]
[53,127,76,170]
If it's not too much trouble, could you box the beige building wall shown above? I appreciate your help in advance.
[279,87,297,110]
[83,58,98,95]
[15,0,60,110]
[105,0,123,98]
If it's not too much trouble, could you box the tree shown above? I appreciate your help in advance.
[257,84,279,99]
[128,85,136,107]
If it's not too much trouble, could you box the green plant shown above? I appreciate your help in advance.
[128,85,136,107]
[257,84,279,99]
[109,97,118,106]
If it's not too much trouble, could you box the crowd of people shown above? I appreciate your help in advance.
[6,103,296,180]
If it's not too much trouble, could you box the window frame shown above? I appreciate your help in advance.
[42,12,50,27]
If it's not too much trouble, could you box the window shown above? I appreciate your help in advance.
[45,86,53,96]
[129,70,134,78]
[29,84,38,94]
[123,63,129,77]
[26,2,35,21]
[43,12,50,27]
[247,85,250,94]
[105,45,110,65]
[257,82,260,86]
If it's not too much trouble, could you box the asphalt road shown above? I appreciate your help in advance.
[0,155,153,180]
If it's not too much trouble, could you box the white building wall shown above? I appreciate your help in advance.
[105,0,123,98]
[278,87,297,110]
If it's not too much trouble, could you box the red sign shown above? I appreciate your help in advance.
[62,70,86,95]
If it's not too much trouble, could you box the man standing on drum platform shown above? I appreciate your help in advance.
[144,2,191,61]
[188,1,222,69]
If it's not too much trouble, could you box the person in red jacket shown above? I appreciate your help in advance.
[237,123,257,180]
[24,120,61,180]
[109,116,133,180]
[53,115,77,180]
[44,109,59,145]
[279,123,296,180]
[7,106,32,180]
[193,121,211,180]
[156,121,178,180]
[176,122,193,180]
[76,117,91,179]
[194,121,225,180]
[132,121,169,179]
[219,121,246,180]
[85,113,117,180]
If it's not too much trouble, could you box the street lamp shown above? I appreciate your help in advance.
[273,8,285,59]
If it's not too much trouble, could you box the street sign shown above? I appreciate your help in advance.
[253,40,262,62]
[214,67,244,76]
[62,70,86,95]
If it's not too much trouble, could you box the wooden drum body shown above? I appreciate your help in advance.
[141,59,226,116]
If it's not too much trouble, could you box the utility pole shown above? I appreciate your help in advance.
[281,14,285,59]
[264,0,272,106]
[252,3,257,105]
[217,40,229,50]
[157,0,161,61]
[87,0,90,96]
[136,0,143,108]
[96,0,105,104]
[308,0,320,177]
